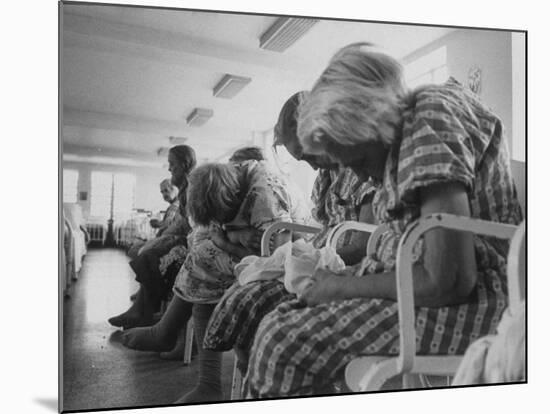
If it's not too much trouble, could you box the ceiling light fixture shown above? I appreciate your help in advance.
[186,108,214,127]
[168,136,188,145]
[213,74,252,99]
[259,17,319,52]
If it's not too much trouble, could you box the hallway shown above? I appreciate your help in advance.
[62,248,235,412]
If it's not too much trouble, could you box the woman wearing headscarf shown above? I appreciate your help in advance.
[246,43,522,398]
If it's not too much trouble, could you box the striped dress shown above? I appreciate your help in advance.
[246,78,523,398]
[203,167,375,372]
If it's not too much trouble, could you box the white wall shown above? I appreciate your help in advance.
[63,160,171,220]
[403,29,524,161]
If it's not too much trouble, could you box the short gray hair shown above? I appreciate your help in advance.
[297,42,406,154]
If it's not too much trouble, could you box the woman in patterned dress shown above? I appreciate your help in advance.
[246,43,522,398]
[120,159,298,404]
[203,91,377,376]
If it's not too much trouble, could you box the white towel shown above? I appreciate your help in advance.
[236,239,346,296]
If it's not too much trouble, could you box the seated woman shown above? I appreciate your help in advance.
[127,178,180,260]
[149,179,180,236]
[202,91,377,376]
[108,145,195,329]
[245,43,523,398]
[120,159,298,403]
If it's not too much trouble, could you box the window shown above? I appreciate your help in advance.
[90,171,136,219]
[63,169,79,203]
[90,171,112,218]
[113,173,136,220]
[404,46,448,89]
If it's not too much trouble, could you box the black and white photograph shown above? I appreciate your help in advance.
[4,0,540,412]
[57,1,528,412]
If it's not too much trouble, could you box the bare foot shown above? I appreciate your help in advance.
[121,323,177,351]
[108,311,153,330]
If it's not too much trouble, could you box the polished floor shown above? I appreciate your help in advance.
[62,248,235,412]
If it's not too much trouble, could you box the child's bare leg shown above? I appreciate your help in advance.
[175,303,223,403]
[121,296,193,351]
[160,328,190,360]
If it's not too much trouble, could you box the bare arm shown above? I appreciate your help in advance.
[336,203,374,265]
[209,225,256,259]
[301,182,477,307]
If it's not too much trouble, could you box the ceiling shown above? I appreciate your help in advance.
[62,3,455,167]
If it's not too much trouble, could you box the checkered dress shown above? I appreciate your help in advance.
[246,78,523,398]
[203,168,375,371]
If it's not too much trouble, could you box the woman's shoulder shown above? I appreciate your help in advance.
[407,77,499,123]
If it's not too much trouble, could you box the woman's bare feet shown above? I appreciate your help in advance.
[108,311,153,330]
[121,323,177,351]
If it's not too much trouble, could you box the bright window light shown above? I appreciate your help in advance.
[90,171,136,220]
[63,169,79,203]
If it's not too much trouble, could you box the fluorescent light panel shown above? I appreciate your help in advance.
[186,108,214,127]
[169,136,188,145]
[213,74,252,99]
[260,17,319,52]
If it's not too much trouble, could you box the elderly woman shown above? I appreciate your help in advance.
[108,145,195,329]
[120,159,299,403]
[202,91,377,376]
[149,178,180,236]
[127,178,180,260]
[245,43,522,398]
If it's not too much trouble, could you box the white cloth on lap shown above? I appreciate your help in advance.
[236,239,346,296]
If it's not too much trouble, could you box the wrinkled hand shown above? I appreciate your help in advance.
[299,268,352,306]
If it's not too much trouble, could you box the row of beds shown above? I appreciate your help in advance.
[61,204,158,297]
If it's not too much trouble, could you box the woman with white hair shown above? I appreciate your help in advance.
[149,178,180,236]
[245,43,522,398]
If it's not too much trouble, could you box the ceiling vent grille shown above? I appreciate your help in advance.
[213,74,252,99]
[260,17,319,52]
[186,108,213,127]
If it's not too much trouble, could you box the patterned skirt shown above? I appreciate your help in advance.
[172,232,239,304]
[246,267,507,398]
[204,279,295,372]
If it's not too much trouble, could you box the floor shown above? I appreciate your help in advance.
[62,248,235,412]
[61,248,435,412]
